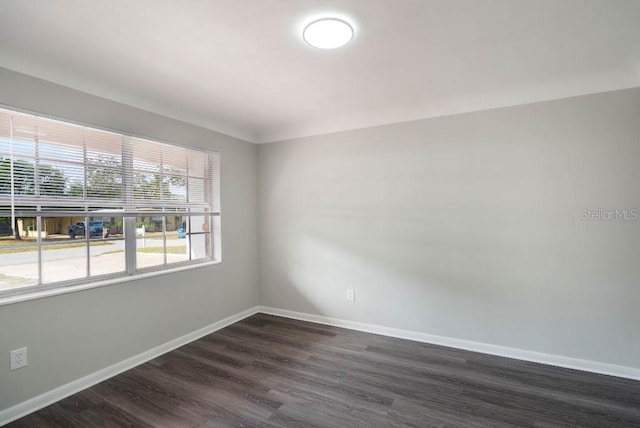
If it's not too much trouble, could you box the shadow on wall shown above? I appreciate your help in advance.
[259,100,640,366]
[263,198,638,361]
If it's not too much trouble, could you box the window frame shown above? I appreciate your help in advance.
[0,105,221,302]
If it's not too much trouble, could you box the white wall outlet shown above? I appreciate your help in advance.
[347,289,355,302]
[10,347,28,371]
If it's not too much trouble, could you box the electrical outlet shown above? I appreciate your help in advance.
[10,347,28,371]
[347,289,355,302]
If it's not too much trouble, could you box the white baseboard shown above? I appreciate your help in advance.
[3,304,638,426]
[0,306,260,427]
[258,306,640,381]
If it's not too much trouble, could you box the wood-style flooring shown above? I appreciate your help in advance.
[8,313,640,427]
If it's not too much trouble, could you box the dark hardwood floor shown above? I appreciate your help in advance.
[8,313,640,427]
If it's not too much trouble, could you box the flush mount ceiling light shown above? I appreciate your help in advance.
[303,18,354,49]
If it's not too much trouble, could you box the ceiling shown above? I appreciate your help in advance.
[1,0,639,144]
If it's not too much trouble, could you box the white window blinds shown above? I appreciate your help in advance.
[0,110,217,211]
[0,107,220,297]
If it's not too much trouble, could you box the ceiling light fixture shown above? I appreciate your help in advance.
[303,18,354,49]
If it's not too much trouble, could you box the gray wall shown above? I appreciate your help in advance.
[258,88,640,368]
[0,68,259,411]
[1,66,638,414]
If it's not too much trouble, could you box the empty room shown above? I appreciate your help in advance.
[0,1,639,426]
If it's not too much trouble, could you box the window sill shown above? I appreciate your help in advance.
[0,260,221,307]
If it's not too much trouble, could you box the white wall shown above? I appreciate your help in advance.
[0,68,259,411]
[258,88,640,369]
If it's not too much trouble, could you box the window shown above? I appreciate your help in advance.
[0,107,220,298]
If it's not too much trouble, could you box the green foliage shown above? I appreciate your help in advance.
[38,163,68,196]
[111,219,123,234]
[133,166,185,201]
[0,217,11,236]
[0,157,67,196]
[0,158,36,195]
[0,156,183,200]
[86,156,123,199]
